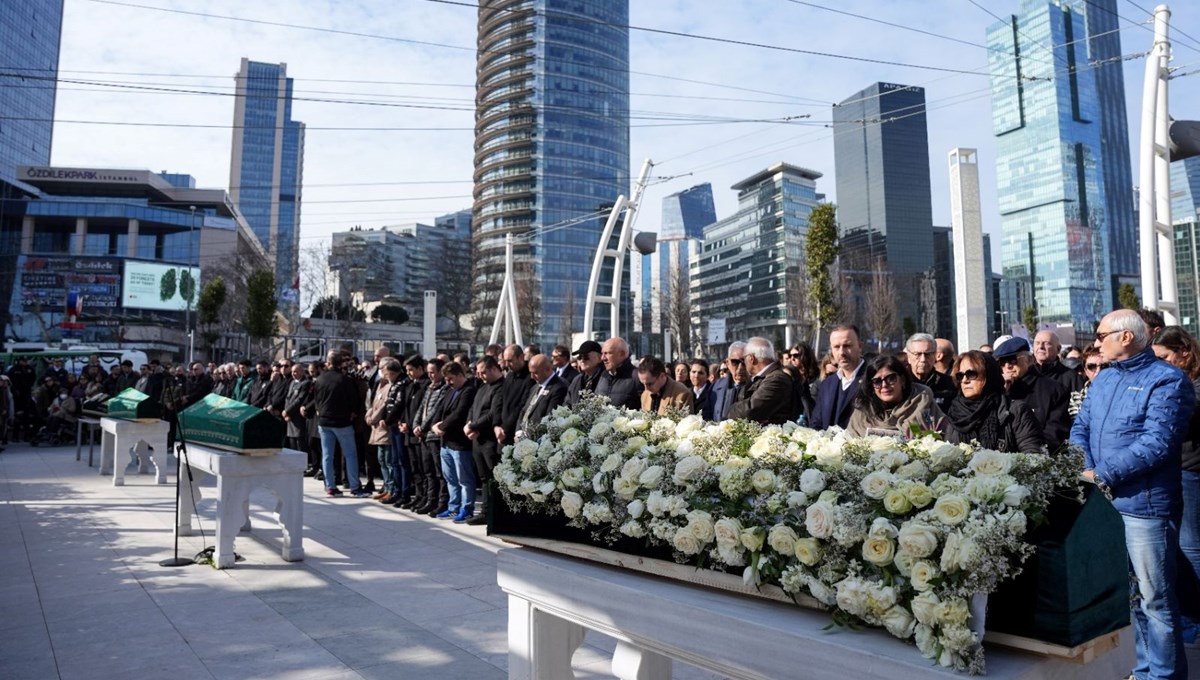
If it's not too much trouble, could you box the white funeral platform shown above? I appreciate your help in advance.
[497,549,1134,680]
[97,416,170,486]
[176,443,306,569]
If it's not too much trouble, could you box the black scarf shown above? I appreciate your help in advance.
[946,354,1005,449]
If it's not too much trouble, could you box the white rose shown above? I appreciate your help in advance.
[674,415,704,437]
[671,456,707,487]
[883,489,913,515]
[560,428,581,445]
[672,526,703,555]
[626,498,645,519]
[560,491,583,518]
[513,438,539,460]
[749,436,773,458]
[612,476,639,499]
[805,501,835,539]
[897,522,940,559]
[893,551,915,576]
[793,537,822,566]
[589,422,612,441]
[868,517,898,539]
[835,578,870,618]
[740,527,765,552]
[909,560,939,592]
[936,598,970,626]
[905,482,934,508]
[714,517,743,548]
[628,418,650,432]
[1003,483,1030,507]
[873,449,909,471]
[588,443,609,459]
[674,438,694,457]
[612,416,630,433]
[786,491,809,509]
[686,510,716,544]
[914,623,937,657]
[895,460,929,480]
[932,495,970,525]
[799,469,826,495]
[751,468,777,494]
[600,453,623,473]
[860,470,894,499]
[910,591,941,626]
[638,465,665,489]
[767,524,798,555]
[621,456,647,479]
[927,441,966,470]
[882,606,916,639]
[560,467,586,488]
[862,536,895,566]
[624,436,648,453]
[968,449,1013,476]
[966,475,1005,504]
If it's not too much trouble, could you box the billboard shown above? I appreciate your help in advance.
[18,256,122,313]
[122,261,201,311]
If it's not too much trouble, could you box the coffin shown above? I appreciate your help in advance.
[105,388,160,421]
[177,393,284,453]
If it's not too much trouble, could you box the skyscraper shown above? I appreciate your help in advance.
[0,0,64,190]
[832,82,935,331]
[229,59,305,298]
[472,0,630,346]
[988,0,1134,336]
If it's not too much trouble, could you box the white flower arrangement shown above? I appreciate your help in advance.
[495,396,1083,674]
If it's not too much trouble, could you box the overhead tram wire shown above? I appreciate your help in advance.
[1115,0,1200,54]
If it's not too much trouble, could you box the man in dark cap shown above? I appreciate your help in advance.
[566,340,604,406]
[993,336,1071,451]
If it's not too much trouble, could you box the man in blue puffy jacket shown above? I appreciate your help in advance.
[1070,309,1196,680]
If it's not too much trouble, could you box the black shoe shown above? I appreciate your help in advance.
[303,467,318,477]
[362,482,376,493]
[314,470,324,481]
[464,514,487,526]
[426,505,447,517]
[398,498,415,509]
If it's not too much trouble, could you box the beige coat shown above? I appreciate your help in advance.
[846,382,944,437]
[640,377,695,415]
[366,380,392,446]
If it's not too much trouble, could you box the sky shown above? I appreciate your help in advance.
[51,0,1200,267]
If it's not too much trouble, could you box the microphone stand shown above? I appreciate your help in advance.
[159,425,194,567]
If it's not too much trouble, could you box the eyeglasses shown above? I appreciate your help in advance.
[1095,330,1120,343]
[997,356,1020,367]
[871,373,900,388]
[786,353,801,359]
[727,358,743,367]
[954,369,982,383]
[1085,362,1109,371]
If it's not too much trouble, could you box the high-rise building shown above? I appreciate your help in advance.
[229,59,305,299]
[1171,157,1200,224]
[832,82,935,330]
[690,163,822,355]
[472,0,630,346]
[988,0,1135,337]
[0,0,64,190]
[630,184,716,358]
[1173,218,1200,337]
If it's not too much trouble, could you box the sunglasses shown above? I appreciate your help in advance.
[1085,362,1109,371]
[954,369,982,382]
[1095,330,1120,343]
[871,373,900,388]
[786,353,801,359]
[727,358,743,367]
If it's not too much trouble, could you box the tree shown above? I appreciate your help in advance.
[311,296,364,322]
[1118,282,1140,310]
[1022,305,1038,333]
[299,242,333,318]
[863,257,898,351]
[559,284,579,348]
[514,262,542,341]
[197,276,227,348]
[244,269,279,355]
[437,237,473,340]
[805,203,840,343]
[371,304,409,325]
[665,267,692,359]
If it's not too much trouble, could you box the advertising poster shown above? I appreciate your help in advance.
[122,260,201,311]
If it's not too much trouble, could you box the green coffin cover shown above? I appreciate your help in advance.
[106,388,161,420]
[986,486,1130,646]
[177,393,285,451]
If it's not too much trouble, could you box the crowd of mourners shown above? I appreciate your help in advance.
[3,306,1197,677]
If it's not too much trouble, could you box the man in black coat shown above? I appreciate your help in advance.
[711,342,749,422]
[248,361,273,409]
[267,361,291,417]
[727,338,794,425]
[181,362,214,408]
[464,356,504,525]
[413,358,451,515]
[283,363,313,473]
[313,352,365,496]
[496,344,534,447]
[393,356,429,509]
[994,336,1071,451]
[517,354,569,437]
[1032,329,1085,392]
[905,333,956,412]
[596,337,642,410]
[689,359,715,421]
[431,361,477,522]
[566,340,604,406]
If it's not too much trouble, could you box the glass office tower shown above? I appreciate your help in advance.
[473,0,630,346]
[229,59,305,298]
[0,0,64,189]
[832,82,935,329]
[988,0,1133,336]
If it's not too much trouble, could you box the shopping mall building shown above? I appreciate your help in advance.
[0,166,270,357]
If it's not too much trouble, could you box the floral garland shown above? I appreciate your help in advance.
[494,396,1083,674]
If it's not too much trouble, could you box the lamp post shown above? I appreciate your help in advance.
[188,205,197,365]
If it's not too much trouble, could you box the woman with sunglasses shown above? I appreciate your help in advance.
[1069,346,1107,417]
[1150,325,1200,639]
[847,354,945,437]
[945,350,1043,452]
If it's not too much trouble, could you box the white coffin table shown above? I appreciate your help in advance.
[97,417,170,486]
[497,548,1134,680]
[177,443,305,569]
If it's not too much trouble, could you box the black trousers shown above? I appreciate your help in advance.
[422,440,449,509]
[472,440,499,484]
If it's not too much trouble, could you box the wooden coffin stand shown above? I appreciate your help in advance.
[490,486,1130,670]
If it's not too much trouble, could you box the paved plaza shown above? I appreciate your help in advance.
[0,441,721,680]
